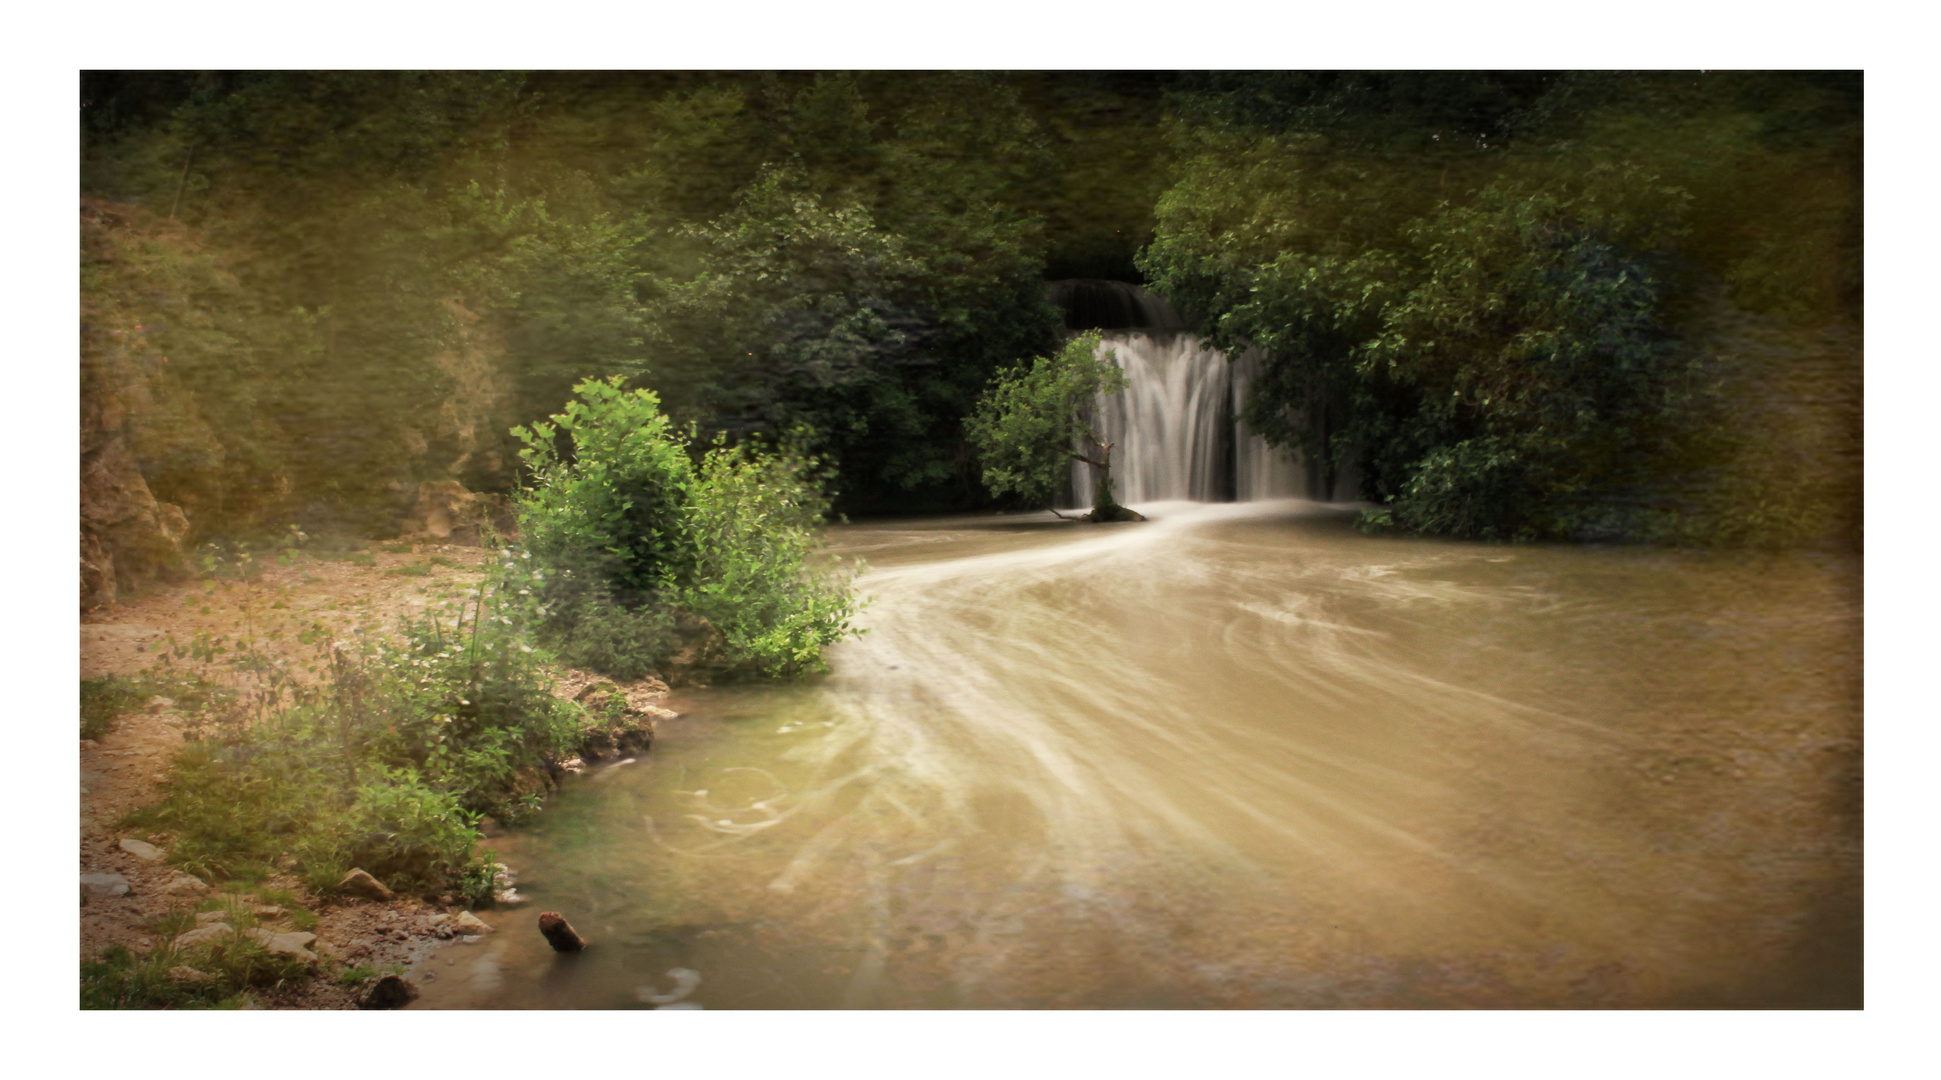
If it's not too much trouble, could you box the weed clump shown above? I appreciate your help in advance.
[80,905,313,1010]
[80,676,145,739]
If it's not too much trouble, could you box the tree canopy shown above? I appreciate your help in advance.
[82,70,1858,547]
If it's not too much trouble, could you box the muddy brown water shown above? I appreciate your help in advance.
[411,501,1861,1009]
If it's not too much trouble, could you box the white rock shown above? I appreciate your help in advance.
[245,928,319,962]
[80,872,130,899]
[453,911,496,935]
[173,923,234,948]
[119,837,164,861]
[162,871,207,895]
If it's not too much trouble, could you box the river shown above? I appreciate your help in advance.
[411,499,1861,1009]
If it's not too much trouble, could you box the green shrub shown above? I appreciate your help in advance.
[511,377,859,681]
[679,437,860,677]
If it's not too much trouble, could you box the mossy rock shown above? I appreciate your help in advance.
[1085,504,1146,522]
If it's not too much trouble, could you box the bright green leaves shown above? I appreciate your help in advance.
[965,332,1126,511]
[512,379,858,680]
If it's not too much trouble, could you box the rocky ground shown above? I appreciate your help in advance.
[78,539,657,1009]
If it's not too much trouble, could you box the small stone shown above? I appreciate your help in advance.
[174,923,234,949]
[251,904,283,918]
[495,888,528,906]
[453,911,495,935]
[81,872,131,900]
[337,868,395,901]
[167,966,213,985]
[119,837,164,861]
[195,910,229,925]
[162,871,207,896]
[148,695,176,710]
[356,974,419,1010]
[81,739,100,751]
[245,928,319,963]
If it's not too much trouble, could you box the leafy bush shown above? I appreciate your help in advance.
[512,377,859,680]
[679,437,860,677]
[511,377,693,674]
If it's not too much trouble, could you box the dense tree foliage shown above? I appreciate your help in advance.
[1140,71,1861,543]
[83,72,1178,538]
[83,70,1858,548]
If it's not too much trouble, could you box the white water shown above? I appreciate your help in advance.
[1073,332,1309,505]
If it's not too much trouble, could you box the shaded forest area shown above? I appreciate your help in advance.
[80,71,1861,606]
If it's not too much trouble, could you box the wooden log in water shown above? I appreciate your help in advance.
[538,911,587,952]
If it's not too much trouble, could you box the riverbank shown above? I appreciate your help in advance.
[79,540,667,1008]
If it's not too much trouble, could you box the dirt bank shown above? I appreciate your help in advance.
[79,541,571,1007]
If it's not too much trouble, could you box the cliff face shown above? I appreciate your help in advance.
[78,199,529,606]
[80,355,187,611]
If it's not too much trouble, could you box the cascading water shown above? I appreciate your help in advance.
[1045,280,1314,506]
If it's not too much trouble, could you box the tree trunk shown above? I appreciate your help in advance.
[1081,442,1144,522]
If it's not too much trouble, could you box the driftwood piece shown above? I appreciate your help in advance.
[538,911,587,952]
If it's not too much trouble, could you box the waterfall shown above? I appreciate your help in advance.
[1046,280,1315,506]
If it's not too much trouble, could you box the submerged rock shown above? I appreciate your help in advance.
[538,911,587,952]
[1085,504,1147,522]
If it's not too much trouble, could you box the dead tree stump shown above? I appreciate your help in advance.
[538,911,587,952]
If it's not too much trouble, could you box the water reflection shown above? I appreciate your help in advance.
[414,501,1861,1009]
